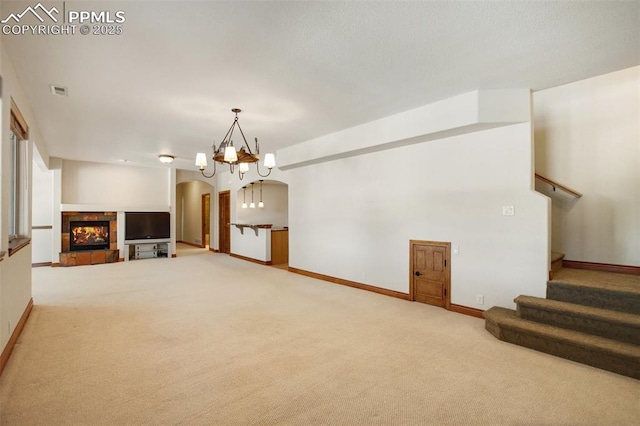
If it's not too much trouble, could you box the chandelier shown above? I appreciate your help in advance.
[195,108,275,180]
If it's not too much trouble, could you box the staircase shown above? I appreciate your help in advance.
[484,263,640,380]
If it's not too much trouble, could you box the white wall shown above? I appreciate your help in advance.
[50,158,62,263]
[279,90,531,169]
[31,160,53,264]
[288,125,549,309]
[281,90,549,310]
[236,181,288,228]
[0,246,31,347]
[176,183,184,241]
[176,180,214,245]
[62,160,170,206]
[534,66,640,266]
[0,44,40,353]
[32,161,53,226]
[230,227,271,262]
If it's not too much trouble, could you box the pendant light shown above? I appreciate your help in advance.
[258,180,264,208]
[241,186,248,209]
[249,183,256,209]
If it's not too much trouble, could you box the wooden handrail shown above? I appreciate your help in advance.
[535,173,582,198]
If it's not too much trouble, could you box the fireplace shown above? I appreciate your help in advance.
[69,221,110,251]
[60,212,119,266]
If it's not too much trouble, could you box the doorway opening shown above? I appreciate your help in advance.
[201,193,210,249]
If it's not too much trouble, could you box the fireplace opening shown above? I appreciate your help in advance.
[70,221,110,251]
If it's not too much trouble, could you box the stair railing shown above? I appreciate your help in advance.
[535,174,583,198]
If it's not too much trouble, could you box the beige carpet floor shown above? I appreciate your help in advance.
[1,245,639,425]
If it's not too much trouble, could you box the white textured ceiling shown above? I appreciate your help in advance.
[3,1,639,171]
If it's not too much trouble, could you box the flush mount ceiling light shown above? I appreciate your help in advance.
[195,108,276,180]
[158,154,175,164]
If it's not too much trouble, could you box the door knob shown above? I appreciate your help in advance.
[414,271,422,276]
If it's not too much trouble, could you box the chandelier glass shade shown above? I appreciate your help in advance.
[196,108,275,180]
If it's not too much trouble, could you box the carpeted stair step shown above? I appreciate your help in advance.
[547,269,640,315]
[515,295,640,345]
[484,306,640,380]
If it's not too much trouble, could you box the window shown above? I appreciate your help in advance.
[8,99,30,254]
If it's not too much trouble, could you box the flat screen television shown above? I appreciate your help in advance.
[125,212,170,240]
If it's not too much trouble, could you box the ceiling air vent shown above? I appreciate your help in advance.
[49,85,68,96]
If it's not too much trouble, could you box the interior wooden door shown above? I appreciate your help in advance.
[410,240,450,308]
[218,191,230,254]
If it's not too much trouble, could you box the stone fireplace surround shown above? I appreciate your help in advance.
[60,212,119,266]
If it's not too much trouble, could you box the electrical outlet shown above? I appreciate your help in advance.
[502,206,515,216]
[476,295,484,305]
